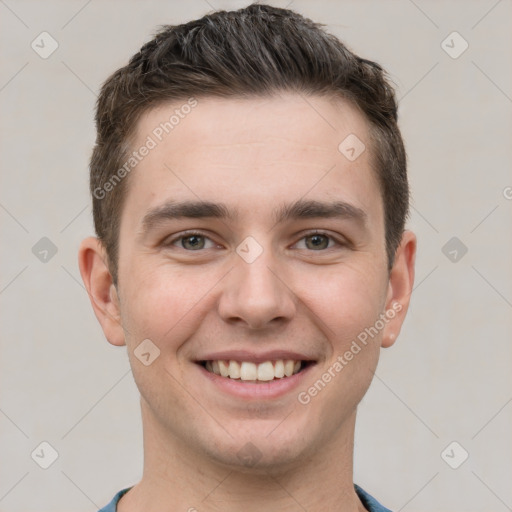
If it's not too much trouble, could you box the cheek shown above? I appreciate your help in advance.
[295,265,386,434]
[118,266,213,422]
[119,262,217,348]
[296,260,387,344]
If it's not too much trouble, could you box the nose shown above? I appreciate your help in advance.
[217,250,297,330]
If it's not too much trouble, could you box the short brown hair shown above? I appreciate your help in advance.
[90,3,409,285]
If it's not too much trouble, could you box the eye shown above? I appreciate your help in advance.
[168,232,217,250]
[295,232,338,251]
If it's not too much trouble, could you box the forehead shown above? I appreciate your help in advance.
[135,93,370,159]
[121,93,381,227]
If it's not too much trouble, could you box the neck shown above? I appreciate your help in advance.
[118,400,365,512]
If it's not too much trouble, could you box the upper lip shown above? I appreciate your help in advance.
[196,350,317,364]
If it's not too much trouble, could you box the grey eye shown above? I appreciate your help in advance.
[181,235,206,250]
[305,234,330,250]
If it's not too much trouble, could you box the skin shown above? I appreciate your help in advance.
[79,93,416,512]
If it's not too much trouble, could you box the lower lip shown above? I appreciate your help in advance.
[196,363,315,400]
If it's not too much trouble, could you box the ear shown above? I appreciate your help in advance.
[78,237,126,346]
[381,230,417,348]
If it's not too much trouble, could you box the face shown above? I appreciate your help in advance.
[81,93,415,472]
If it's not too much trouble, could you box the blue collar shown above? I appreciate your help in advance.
[98,484,392,511]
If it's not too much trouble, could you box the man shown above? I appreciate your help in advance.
[79,4,416,511]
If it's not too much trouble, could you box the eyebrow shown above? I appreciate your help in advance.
[273,199,367,226]
[141,200,235,233]
[140,198,367,234]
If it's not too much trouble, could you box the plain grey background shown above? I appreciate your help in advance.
[1,1,511,511]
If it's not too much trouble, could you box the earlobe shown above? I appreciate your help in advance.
[78,237,126,346]
[381,230,417,348]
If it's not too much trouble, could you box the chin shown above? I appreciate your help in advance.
[196,421,315,474]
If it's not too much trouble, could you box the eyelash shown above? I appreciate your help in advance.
[164,230,345,251]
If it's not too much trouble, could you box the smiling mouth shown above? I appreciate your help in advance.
[199,359,314,383]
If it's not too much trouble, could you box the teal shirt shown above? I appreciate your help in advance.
[98,484,392,511]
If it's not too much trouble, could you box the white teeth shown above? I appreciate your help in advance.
[218,360,229,377]
[205,359,305,381]
[240,362,258,381]
[284,360,295,377]
[257,361,275,381]
[228,360,241,379]
[274,360,285,378]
